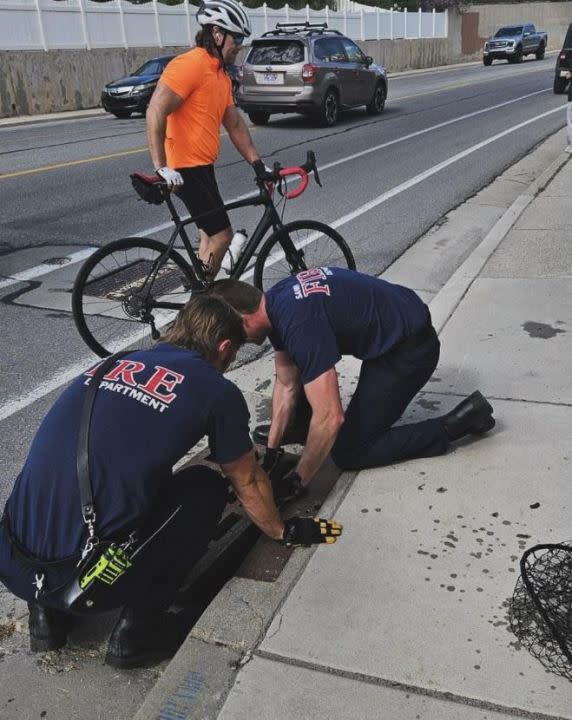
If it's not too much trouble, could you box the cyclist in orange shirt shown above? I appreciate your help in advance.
[147,0,268,277]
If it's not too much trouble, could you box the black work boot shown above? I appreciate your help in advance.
[27,601,70,652]
[105,606,189,669]
[442,391,495,441]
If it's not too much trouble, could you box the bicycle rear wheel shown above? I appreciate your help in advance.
[72,237,196,358]
[253,220,356,291]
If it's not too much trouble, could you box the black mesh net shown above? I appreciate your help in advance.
[508,543,572,681]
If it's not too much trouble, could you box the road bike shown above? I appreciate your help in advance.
[72,151,356,358]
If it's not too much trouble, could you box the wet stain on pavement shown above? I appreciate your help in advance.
[416,398,441,411]
[522,321,566,339]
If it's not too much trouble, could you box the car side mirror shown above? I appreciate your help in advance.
[363,55,373,68]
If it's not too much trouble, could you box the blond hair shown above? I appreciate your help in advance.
[163,294,245,360]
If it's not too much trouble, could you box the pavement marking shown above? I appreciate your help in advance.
[322,104,564,234]
[0,248,97,290]
[319,88,551,173]
[0,104,564,423]
[0,130,231,180]
[0,147,147,180]
[393,66,551,102]
[66,89,558,243]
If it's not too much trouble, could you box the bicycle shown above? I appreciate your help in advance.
[72,151,356,358]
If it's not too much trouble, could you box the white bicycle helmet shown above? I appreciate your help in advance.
[196,0,252,37]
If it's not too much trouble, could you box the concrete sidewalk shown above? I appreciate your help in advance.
[207,145,572,717]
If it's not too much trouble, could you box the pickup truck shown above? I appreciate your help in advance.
[483,23,547,66]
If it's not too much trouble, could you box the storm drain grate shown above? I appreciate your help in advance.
[86,259,188,301]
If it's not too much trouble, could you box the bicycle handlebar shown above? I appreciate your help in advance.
[263,151,322,200]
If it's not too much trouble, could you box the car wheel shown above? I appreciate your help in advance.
[319,89,339,127]
[554,76,568,94]
[483,57,493,67]
[513,46,523,63]
[111,110,131,119]
[248,110,270,126]
[366,83,386,115]
[535,44,545,60]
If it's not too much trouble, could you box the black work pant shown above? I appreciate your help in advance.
[331,327,450,470]
[0,466,228,612]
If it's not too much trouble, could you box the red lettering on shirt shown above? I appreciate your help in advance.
[104,360,146,386]
[84,360,105,378]
[137,365,184,404]
[297,268,330,297]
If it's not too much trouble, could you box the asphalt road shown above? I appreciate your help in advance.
[0,56,566,503]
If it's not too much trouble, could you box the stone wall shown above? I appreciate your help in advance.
[0,46,188,118]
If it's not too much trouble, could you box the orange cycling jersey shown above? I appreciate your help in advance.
[160,47,233,169]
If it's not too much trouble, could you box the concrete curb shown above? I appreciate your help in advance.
[133,469,358,720]
[0,108,106,128]
[429,150,570,335]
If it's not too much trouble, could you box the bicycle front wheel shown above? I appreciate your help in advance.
[72,237,196,358]
[253,220,356,291]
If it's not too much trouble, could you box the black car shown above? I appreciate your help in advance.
[101,55,176,118]
[554,23,572,93]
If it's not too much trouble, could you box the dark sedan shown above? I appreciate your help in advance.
[101,55,176,119]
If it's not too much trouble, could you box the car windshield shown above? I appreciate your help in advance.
[133,60,166,76]
[564,24,572,48]
[495,27,523,37]
[248,41,305,65]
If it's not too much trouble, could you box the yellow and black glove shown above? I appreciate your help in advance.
[280,517,343,547]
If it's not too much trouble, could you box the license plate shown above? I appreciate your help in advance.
[560,70,569,77]
[257,72,283,85]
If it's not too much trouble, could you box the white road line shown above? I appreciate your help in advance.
[325,104,564,231]
[0,103,564,422]
[0,248,97,290]
[319,88,550,173]
[2,89,551,291]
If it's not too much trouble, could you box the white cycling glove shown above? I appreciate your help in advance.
[156,167,184,188]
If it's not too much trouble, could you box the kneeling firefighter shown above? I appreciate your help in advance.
[0,295,342,668]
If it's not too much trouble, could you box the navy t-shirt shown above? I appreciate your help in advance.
[6,344,252,560]
[266,267,429,384]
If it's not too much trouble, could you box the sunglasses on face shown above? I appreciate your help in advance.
[230,33,245,46]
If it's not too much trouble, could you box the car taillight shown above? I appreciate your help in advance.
[302,64,317,84]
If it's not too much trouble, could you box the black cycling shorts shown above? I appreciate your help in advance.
[176,165,231,237]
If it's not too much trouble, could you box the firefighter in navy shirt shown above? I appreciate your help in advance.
[0,295,342,668]
[211,269,495,500]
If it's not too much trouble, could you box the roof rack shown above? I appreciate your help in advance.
[260,22,343,38]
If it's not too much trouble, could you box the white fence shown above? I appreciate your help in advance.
[0,0,447,51]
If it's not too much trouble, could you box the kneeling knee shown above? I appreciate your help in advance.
[331,447,360,471]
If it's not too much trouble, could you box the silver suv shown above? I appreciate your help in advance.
[237,23,388,127]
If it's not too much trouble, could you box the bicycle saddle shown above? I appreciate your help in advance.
[130,173,166,205]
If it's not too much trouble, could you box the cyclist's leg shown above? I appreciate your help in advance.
[177,165,232,277]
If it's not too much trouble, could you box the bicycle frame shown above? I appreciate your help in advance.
[160,181,295,282]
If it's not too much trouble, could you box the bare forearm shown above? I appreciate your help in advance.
[267,381,298,448]
[296,415,343,484]
[227,117,259,164]
[146,105,168,170]
[235,469,285,540]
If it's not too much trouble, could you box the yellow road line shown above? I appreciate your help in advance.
[0,127,233,180]
[0,147,147,180]
[1,70,549,180]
